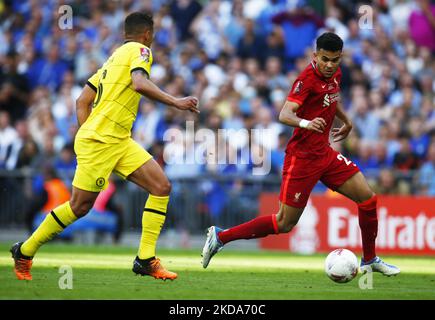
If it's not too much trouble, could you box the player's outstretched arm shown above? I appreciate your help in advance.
[332,100,353,142]
[131,69,199,113]
[76,84,96,127]
[279,100,326,133]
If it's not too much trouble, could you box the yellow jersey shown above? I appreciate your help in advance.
[77,41,153,143]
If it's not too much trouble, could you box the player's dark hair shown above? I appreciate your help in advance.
[316,32,343,52]
[124,12,154,35]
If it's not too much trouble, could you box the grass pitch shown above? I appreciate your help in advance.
[0,243,434,300]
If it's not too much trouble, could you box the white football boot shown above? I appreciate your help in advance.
[201,226,224,269]
[360,256,400,276]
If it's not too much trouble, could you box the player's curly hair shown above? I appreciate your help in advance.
[316,32,343,52]
[124,12,154,35]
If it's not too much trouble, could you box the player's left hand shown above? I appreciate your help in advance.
[174,96,200,114]
[332,123,352,142]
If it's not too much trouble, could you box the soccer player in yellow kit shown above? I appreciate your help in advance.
[10,12,199,281]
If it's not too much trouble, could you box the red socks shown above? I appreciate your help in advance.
[216,196,378,262]
[218,215,279,245]
[358,195,378,261]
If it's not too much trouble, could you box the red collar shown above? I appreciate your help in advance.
[311,60,337,81]
[311,60,323,77]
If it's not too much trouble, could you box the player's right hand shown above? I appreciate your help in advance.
[174,96,200,114]
[306,117,327,133]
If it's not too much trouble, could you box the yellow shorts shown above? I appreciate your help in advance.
[72,137,153,192]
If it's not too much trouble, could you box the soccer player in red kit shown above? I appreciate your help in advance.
[201,32,400,276]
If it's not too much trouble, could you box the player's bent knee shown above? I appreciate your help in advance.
[276,206,302,233]
[70,201,93,218]
[358,191,376,204]
[152,180,171,196]
[357,192,377,209]
[279,223,296,233]
[276,219,296,233]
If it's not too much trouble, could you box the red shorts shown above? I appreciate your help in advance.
[279,147,360,208]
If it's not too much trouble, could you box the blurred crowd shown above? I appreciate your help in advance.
[0,0,434,202]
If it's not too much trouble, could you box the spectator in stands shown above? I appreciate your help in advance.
[170,0,202,41]
[25,43,69,92]
[372,141,392,169]
[25,165,71,234]
[202,143,239,224]
[393,136,421,173]
[3,119,37,170]
[422,97,435,134]
[352,96,381,142]
[0,50,29,123]
[263,28,286,62]
[418,68,433,103]
[256,0,287,38]
[383,119,402,164]
[409,0,435,52]
[53,143,76,185]
[27,97,57,152]
[62,36,79,71]
[52,71,81,145]
[371,168,410,195]
[418,141,435,195]
[271,1,324,70]
[236,18,267,64]
[253,106,284,151]
[133,100,161,150]
[265,56,288,90]
[408,116,430,159]
[0,110,17,168]
[389,72,422,115]
[352,140,378,174]
[271,131,289,176]
[74,38,105,84]
[153,4,177,49]
[191,1,228,60]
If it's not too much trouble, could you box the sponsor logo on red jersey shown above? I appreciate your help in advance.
[322,92,340,107]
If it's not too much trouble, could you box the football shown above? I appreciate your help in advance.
[324,248,359,283]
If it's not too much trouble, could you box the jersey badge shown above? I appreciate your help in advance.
[294,81,303,94]
[140,47,150,62]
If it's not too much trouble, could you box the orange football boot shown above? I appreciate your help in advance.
[132,257,177,280]
[10,242,33,280]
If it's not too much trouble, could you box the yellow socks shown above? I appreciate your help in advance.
[138,194,169,260]
[20,195,169,259]
[21,202,77,257]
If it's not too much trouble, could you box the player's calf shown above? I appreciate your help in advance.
[276,204,304,233]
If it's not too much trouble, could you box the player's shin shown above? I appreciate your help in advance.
[20,201,78,257]
[358,195,378,262]
[138,194,169,259]
[218,214,279,244]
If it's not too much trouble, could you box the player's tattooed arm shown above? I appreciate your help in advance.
[76,84,96,127]
[279,101,326,133]
[131,69,199,113]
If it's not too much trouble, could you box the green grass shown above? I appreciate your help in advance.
[0,243,434,300]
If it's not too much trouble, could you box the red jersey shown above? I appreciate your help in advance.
[286,61,342,158]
